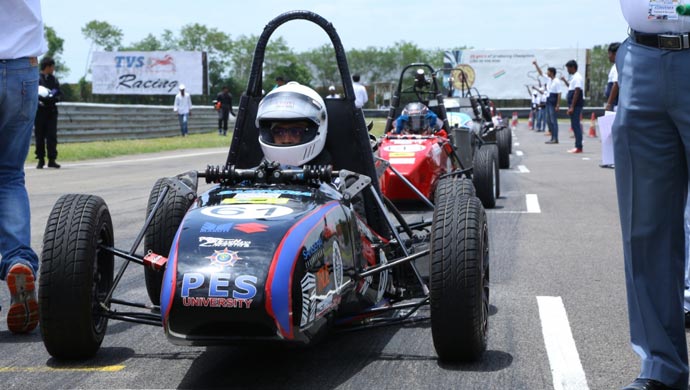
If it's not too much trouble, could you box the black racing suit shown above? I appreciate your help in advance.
[215,91,235,135]
[35,73,61,162]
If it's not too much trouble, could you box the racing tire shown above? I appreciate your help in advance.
[39,194,114,359]
[472,144,499,209]
[144,177,193,305]
[429,189,489,362]
[496,128,511,169]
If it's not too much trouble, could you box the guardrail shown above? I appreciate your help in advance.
[50,102,233,143]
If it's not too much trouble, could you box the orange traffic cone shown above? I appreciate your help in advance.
[511,112,518,129]
[588,112,597,138]
[528,110,534,130]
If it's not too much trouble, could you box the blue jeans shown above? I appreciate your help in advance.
[536,107,545,131]
[545,103,559,141]
[178,113,189,136]
[570,105,583,149]
[613,38,690,389]
[0,58,40,280]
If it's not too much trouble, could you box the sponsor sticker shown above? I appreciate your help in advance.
[388,152,415,157]
[302,238,325,269]
[383,144,425,152]
[201,205,294,220]
[390,158,415,165]
[222,197,290,205]
[181,273,257,309]
[234,222,269,234]
[206,248,242,267]
[199,236,251,248]
[300,273,317,327]
[200,222,233,233]
[333,241,343,289]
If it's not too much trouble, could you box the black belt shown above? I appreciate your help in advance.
[632,30,690,50]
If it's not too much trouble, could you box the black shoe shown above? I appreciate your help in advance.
[36,159,44,169]
[545,140,558,144]
[599,164,615,169]
[685,310,690,328]
[47,160,60,169]
[621,378,677,390]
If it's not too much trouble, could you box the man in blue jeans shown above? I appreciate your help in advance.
[561,60,584,153]
[0,0,45,334]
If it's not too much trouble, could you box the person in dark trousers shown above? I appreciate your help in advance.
[215,86,235,136]
[561,60,584,154]
[35,56,61,168]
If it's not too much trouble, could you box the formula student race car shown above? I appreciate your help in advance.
[38,11,490,364]
[378,63,500,209]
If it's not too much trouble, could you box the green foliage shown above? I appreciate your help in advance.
[587,44,612,106]
[44,25,69,77]
[81,20,123,51]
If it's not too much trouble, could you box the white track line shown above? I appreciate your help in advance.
[26,150,227,169]
[517,165,530,173]
[537,296,590,390]
[516,150,524,157]
[526,194,541,213]
[514,142,520,146]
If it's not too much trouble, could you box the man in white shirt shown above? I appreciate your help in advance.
[533,60,563,144]
[0,0,46,334]
[614,1,690,389]
[560,60,584,153]
[173,84,192,137]
[352,74,368,109]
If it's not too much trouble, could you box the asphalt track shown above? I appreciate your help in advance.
[0,124,681,389]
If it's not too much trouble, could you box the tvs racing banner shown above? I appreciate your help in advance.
[91,51,204,95]
[443,49,588,100]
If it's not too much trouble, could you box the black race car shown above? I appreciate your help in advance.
[38,11,490,364]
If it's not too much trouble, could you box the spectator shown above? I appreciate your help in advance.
[173,84,192,137]
[326,85,340,99]
[352,74,368,109]
[532,85,546,132]
[526,85,539,130]
[560,60,584,153]
[605,42,620,112]
[215,86,235,136]
[34,56,62,169]
[0,0,45,334]
[274,76,286,90]
[533,60,562,144]
[613,1,690,389]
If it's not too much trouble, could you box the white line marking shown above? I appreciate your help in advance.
[537,296,590,390]
[582,157,591,161]
[514,142,520,146]
[516,150,524,157]
[517,165,530,173]
[26,150,227,169]
[526,194,541,213]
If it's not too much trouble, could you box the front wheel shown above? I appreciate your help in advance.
[39,194,114,360]
[472,144,499,208]
[429,183,489,362]
[496,128,511,169]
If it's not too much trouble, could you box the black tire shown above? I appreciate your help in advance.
[144,178,193,305]
[496,128,511,169]
[39,194,114,360]
[430,188,489,362]
[472,144,499,209]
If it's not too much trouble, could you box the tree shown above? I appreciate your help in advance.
[177,23,232,94]
[122,34,163,51]
[81,20,123,51]
[301,44,339,89]
[587,44,610,107]
[43,25,69,77]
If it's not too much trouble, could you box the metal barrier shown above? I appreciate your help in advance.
[50,102,234,143]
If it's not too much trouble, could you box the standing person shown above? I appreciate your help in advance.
[561,60,584,153]
[532,85,546,132]
[605,42,621,112]
[533,61,562,144]
[273,76,286,90]
[326,85,340,99]
[352,74,368,109]
[173,84,192,137]
[0,0,46,334]
[215,86,235,136]
[34,56,61,169]
[613,2,690,389]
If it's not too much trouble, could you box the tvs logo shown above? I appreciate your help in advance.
[147,54,176,72]
[206,248,242,267]
[234,223,269,234]
[200,222,233,233]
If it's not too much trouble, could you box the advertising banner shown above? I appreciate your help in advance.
[444,49,588,100]
[91,51,204,95]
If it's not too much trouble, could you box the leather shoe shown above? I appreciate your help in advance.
[47,160,60,169]
[568,148,583,154]
[545,140,558,144]
[621,378,677,389]
[36,159,44,169]
[685,310,690,328]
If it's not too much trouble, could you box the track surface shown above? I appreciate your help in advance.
[0,127,674,389]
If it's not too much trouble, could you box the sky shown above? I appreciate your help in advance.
[41,0,629,84]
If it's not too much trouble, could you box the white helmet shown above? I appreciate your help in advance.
[255,82,328,166]
[38,85,51,98]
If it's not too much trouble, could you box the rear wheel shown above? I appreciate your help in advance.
[496,128,511,169]
[429,183,489,362]
[472,144,499,208]
[39,194,114,359]
[144,178,193,305]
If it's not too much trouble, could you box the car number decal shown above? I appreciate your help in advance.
[383,144,425,152]
[201,205,294,220]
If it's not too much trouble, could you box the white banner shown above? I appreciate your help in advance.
[444,49,588,100]
[91,51,204,95]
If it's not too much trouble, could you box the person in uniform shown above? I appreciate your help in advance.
[533,60,562,144]
[215,86,235,136]
[560,60,584,153]
[34,56,61,169]
[614,1,690,389]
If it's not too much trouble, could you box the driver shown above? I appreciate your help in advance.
[256,82,331,166]
[394,102,443,135]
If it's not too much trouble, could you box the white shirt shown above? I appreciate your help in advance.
[568,72,584,92]
[620,0,690,33]
[0,0,47,59]
[174,92,192,115]
[608,64,618,84]
[547,77,563,94]
[353,82,368,109]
